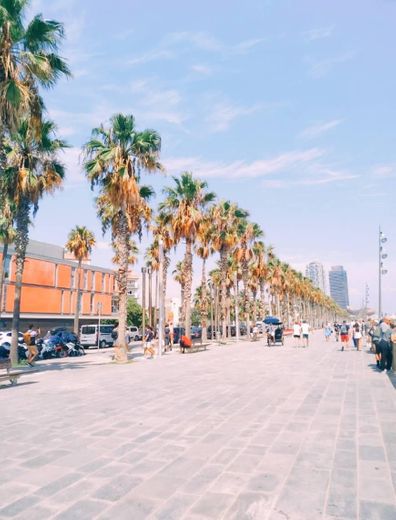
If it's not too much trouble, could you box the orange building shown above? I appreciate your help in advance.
[0,240,117,332]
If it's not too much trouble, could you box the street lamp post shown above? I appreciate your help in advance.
[97,302,102,349]
[148,267,153,327]
[141,267,146,341]
[379,227,388,318]
[234,273,240,343]
[158,240,164,357]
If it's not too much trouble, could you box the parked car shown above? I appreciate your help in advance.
[191,326,202,339]
[80,324,115,348]
[127,326,142,341]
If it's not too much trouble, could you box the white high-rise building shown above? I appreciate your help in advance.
[305,261,326,293]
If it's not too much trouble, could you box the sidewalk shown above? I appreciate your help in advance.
[1,332,395,519]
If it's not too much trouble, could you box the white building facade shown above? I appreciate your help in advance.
[305,261,327,293]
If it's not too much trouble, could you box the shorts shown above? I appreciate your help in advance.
[303,334,309,339]
[340,334,348,342]
[293,335,300,338]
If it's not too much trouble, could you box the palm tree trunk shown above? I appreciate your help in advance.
[242,264,250,336]
[114,217,129,363]
[11,199,30,366]
[201,258,208,342]
[184,239,193,338]
[0,241,9,315]
[260,281,265,317]
[163,255,169,303]
[73,259,82,335]
[219,247,228,340]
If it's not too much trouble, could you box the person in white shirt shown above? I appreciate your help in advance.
[293,322,302,347]
[301,321,310,347]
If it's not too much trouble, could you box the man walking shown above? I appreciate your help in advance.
[301,320,310,348]
[340,321,349,351]
[379,318,392,372]
[24,324,40,366]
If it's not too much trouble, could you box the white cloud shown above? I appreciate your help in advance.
[206,102,262,132]
[190,64,212,76]
[303,26,335,42]
[307,51,356,79]
[372,164,396,177]
[299,119,343,139]
[127,31,264,67]
[164,148,325,179]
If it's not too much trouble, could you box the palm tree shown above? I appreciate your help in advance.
[195,216,214,341]
[65,226,96,335]
[234,221,263,333]
[0,0,70,166]
[3,118,67,364]
[173,260,186,325]
[0,197,15,314]
[83,113,162,362]
[160,172,215,338]
[211,201,248,340]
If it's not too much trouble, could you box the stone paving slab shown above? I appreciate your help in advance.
[1,332,396,519]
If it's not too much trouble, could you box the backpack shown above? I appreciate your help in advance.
[23,332,31,345]
[340,324,348,334]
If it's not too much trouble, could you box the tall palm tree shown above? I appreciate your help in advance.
[195,215,214,341]
[83,113,162,362]
[234,220,263,333]
[0,0,70,164]
[160,172,215,338]
[211,201,248,340]
[151,212,173,304]
[4,118,67,364]
[0,197,15,314]
[65,226,96,335]
[173,260,186,325]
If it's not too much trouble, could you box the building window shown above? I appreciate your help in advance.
[55,265,59,287]
[111,296,119,314]
[90,293,95,314]
[84,270,88,290]
[101,274,105,293]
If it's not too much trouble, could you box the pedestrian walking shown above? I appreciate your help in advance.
[324,323,332,342]
[293,322,302,347]
[352,322,362,351]
[143,326,155,359]
[24,324,40,366]
[301,320,310,347]
[334,322,340,342]
[379,318,392,372]
[340,321,349,351]
[369,320,382,367]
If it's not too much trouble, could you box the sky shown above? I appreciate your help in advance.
[27,0,396,313]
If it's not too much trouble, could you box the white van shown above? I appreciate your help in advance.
[80,324,115,349]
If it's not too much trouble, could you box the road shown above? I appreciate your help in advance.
[1,332,396,519]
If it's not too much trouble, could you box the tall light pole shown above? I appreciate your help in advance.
[141,267,146,341]
[379,227,388,318]
[148,266,153,327]
[97,302,102,349]
[158,240,164,357]
[234,273,240,343]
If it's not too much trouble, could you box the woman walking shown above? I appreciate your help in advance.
[324,323,332,342]
[352,322,362,351]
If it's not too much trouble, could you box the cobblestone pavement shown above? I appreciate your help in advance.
[1,332,396,519]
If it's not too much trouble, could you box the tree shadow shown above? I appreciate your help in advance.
[0,380,38,390]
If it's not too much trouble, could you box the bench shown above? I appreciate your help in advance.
[180,342,209,354]
[0,358,37,386]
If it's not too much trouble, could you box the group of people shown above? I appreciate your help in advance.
[322,318,395,373]
[143,322,177,359]
[292,321,311,347]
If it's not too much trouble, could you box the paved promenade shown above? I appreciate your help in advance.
[1,332,396,519]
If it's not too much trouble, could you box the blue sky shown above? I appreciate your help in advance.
[28,0,396,312]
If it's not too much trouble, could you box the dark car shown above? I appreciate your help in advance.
[191,326,202,339]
